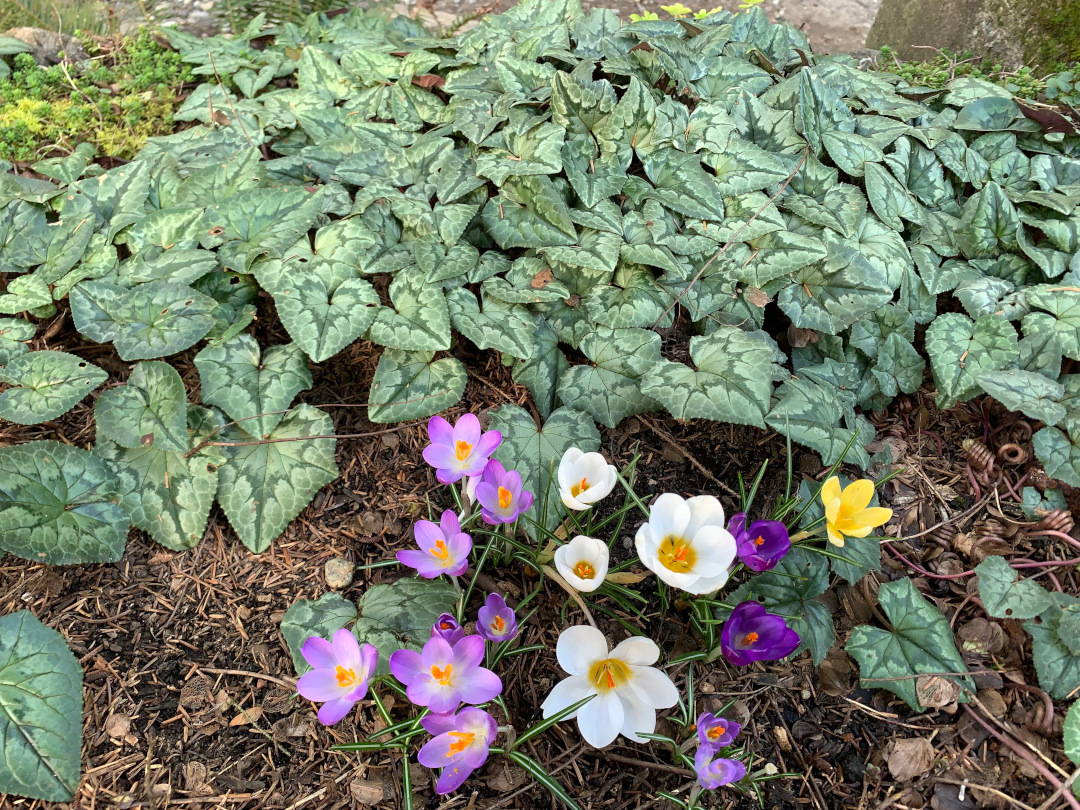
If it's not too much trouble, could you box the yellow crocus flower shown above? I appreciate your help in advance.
[821,477,893,547]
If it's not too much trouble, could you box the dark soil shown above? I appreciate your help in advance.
[2,304,1077,810]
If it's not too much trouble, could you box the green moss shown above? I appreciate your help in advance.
[0,30,191,162]
[1022,0,1080,71]
[877,46,1047,98]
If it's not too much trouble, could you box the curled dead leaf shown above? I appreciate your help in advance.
[916,674,962,709]
[883,737,936,781]
[606,570,651,585]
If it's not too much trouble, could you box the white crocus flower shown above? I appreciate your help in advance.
[558,448,617,511]
[554,536,609,593]
[541,625,679,748]
[634,493,737,595]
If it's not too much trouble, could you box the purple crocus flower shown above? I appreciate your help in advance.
[389,635,502,714]
[694,746,747,789]
[418,707,498,794]
[423,414,502,484]
[475,459,533,525]
[432,614,466,645]
[720,601,801,666]
[476,593,518,643]
[295,629,378,726]
[697,712,741,749]
[397,510,472,578]
[729,512,791,572]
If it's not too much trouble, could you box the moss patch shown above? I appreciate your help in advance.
[0,30,191,162]
[1025,0,1080,70]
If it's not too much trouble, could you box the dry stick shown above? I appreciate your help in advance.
[207,50,256,149]
[932,779,1038,810]
[196,667,295,689]
[963,707,1080,810]
[650,146,810,330]
[1035,767,1080,810]
[641,416,737,496]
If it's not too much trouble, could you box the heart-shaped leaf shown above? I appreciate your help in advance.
[975,555,1054,620]
[0,350,107,425]
[95,360,189,452]
[367,349,467,423]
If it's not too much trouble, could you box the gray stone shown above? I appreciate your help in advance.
[3,27,89,65]
[324,557,355,590]
[866,0,1080,73]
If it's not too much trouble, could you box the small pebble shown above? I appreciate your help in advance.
[324,557,355,590]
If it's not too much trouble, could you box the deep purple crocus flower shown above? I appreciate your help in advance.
[720,601,801,666]
[418,707,498,794]
[432,614,466,645]
[476,593,518,643]
[397,510,472,579]
[729,512,791,572]
[422,413,502,484]
[694,746,747,789]
[295,629,378,726]
[697,712,741,749]
[475,459,533,525]
[389,635,502,714]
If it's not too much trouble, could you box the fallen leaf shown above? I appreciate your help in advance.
[607,570,651,584]
[817,648,855,697]
[349,779,387,805]
[104,712,130,739]
[917,674,963,709]
[230,707,264,726]
[884,737,936,781]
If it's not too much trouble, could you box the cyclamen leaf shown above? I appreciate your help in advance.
[822,130,884,178]
[641,150,726,220]
[1025,594,1080,699]
[0,611,83,802]
[847,578,974,711]
[1065,703,1080,768]
[477,122,565,185]
[94,360,188,452]
[1034,427,1080,488]
[872,333,925,397]
[975,555,1054,620]
[202,187,323,271]
[956,182,1019,258]
[194,335,313,437]
[738,230,828,287]
[69,280,218,361]
[0,351,107,425]
[1024,286,1080,361]
[95,405,223,551]
[355,578,459,677]
[976,369,1066,426]
[0,317,35,364]
[767,376,872,468]
[367,349,467,424]
[777,244,893,334]
[368,266,451,352]
[281,593,358,676]
[925,313,1018,407]
[556,327,662,428]
[0,440,129,565]
[724,548,834,665]
[704,135,790,196]
[217,405,339,554]
[447,288,536,360]
[865,162,924,231]
[512,316,567,420]
[0,274,52,315]
[641,329,777,427]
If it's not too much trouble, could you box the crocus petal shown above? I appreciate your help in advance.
[358,643,378,681]
[435,761,474,794]
[317,696,356,726]
[685,525,738,577]
[577,690,624,748]
[297,669,347,702]
[556,625,607,675]
[389,648,425,686]
[452,635,486,670]
[557,447,585,490]
[648,493,691,540]
[473,430,502,460]
[541,675,593,719]
[826,525,845,547]
[824,496,842,526]
[626,665,679,709]
[610,636,660,667]
[299,635,336,671]
[841,479,875,513]
[457,667,503,705]
[453,413,482,449]
[618,692,657,743]
[418,731,465,768]
[427,415,454,447]
[684,495,726,538]
[423,443,460,472]
[821,476,842,505]
[421,713,461,737]
[855,506,893,529]
[397,549,444,578]
[331,628,361,670]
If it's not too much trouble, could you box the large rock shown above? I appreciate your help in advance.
[3,27,89,65]
[866,0,1080,72]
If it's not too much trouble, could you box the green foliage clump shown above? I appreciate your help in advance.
[877,45,1046,98]
[0,0,110,35]
[1047,69,1080,107]
[0,31,190,162]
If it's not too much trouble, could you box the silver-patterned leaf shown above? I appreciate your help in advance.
[0,350,107,425]
[0,440,128,565]
[641,328,776,427]
[194,335,312,437]
[777,244,892,334]
[557,326,661,428]
[367,349,467,423]
[925,312,1019,407]
[976,369,1066,426]
[0,317,34,365]
[94,360,188,451]
[367,266,451,352]
[447,287,536,360]
[216,404,339,553]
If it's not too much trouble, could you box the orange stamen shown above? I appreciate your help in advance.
[431,539,450,560]
[447,731,474,756]
[492,616,505,633]
[334,666,357,687]
[574,561,596,579]
[570,476,589,497]
[455,440,472,461]
[498,486,512,509]
[753,536,765,546]
[742,632,759,645]
[708,724,725,740]
[430,663,453,685]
